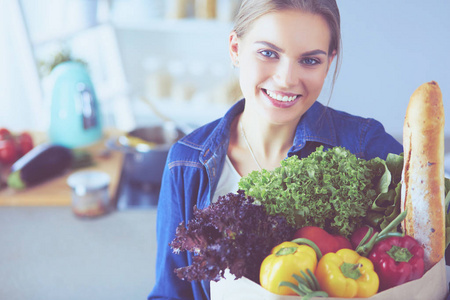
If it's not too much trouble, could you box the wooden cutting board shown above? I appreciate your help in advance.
[0,132,123,206]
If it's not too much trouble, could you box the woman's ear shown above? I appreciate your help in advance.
[326,50,337,72]
[229,31,240,67]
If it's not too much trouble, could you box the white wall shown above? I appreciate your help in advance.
[0,0,43,131]
[322,0,450,138]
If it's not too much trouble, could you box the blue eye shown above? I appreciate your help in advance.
[259,50,278,58]
[301,57,321,65]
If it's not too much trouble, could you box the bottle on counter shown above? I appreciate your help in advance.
[143,57,172,100]
[195,0,216,19]
[165,0,196,19]
[168,60,196,103]
[166,0,189,19]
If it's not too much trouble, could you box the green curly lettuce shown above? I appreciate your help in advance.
[238,146,385,237]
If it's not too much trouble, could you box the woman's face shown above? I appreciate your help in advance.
[230,9,335,125]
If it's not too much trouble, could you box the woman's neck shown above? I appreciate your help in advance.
[238,111,297,169]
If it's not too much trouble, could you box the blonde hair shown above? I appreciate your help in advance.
[233,0,342,101]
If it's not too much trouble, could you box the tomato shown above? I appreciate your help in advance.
[0,128,12,140]
[292,226,352,255]
[16,132,33,156]
[350,225,378,249]
[334,235,353,250]
[0,128,34,164]
[0,139,18,164]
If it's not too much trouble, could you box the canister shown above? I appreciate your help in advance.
[67,170,111,218]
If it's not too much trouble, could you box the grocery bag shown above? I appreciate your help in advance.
[210,259,448,300]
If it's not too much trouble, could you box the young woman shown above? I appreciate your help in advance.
[148,1,402,299]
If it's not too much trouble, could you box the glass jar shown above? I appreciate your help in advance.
[67,170,111,218]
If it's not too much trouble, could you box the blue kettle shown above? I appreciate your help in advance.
[49,61,103,148]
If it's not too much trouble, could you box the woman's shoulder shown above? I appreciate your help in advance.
[166,116,228,168]
[178,119,222,150]
[309,102,402,159]
[168,100,244,163]
[317,102,386,132]
[321,103,373,122]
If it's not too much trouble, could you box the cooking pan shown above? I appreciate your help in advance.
[107,124,185,185]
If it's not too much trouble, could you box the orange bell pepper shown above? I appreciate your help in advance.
[315,248,379,298]
[260,241,317,295]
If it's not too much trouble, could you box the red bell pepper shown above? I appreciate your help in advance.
[368,235,425,291]
[292,226,352,256]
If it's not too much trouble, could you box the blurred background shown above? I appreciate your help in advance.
[1,0,241,135]
[1,0,449,137]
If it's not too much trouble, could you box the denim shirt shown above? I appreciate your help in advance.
[148,99,403,300]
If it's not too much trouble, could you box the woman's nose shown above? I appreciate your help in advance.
[274,60,299,87]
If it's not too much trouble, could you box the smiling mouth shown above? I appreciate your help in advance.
[263,89,301,102]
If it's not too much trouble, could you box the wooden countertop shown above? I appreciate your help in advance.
[0,133,124,206]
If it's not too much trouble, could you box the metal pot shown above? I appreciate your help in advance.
[108,124,185,185]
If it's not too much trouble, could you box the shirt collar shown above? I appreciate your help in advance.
[179,99,244,164]
[181,99,338,159]
[206,99,244,155]
[290,101,338,154]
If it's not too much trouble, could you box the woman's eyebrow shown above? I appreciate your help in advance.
[255,41,328,57]
[255,41,284,53]
[302,49,328,56]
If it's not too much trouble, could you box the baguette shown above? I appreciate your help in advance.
[401,81,445,271]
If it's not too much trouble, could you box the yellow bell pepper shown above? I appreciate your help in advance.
[260,241,317,295]
[315,248,379,298]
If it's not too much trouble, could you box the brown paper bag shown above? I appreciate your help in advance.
[211,259,448,300]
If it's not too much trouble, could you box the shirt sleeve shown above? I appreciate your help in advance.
[148,158,195,300]
[148,148,210,300]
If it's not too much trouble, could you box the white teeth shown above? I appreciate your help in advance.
[266,89,298,102]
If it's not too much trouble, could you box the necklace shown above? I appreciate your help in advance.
[239,122,263,171]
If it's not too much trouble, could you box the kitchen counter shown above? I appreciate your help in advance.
[0,206,157,300]
[0,132,124,206]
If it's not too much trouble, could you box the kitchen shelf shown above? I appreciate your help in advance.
[131,96,233,132]
[112,18,233,35]
[113,15,237,131]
